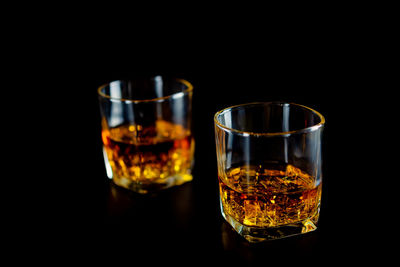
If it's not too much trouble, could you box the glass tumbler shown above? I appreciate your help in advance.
[214,102,325,242]
[98,76,194,194]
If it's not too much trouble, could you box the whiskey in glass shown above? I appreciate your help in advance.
[215,102,325,241]
[99,77,194,193]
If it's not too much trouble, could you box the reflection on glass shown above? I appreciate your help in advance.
[215,102,325,242]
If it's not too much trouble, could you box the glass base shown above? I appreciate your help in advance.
[220,200,318,242]
[112,173,193,194]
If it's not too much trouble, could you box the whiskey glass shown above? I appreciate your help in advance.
[214,102,325,242]
[98,76,194,194]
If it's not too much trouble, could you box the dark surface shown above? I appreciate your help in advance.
[59,66,368,264]
[3,9,396,263]
[14,47,392,263]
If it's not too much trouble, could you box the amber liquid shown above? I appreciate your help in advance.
[102,120,194,193]
[219,164,321,228]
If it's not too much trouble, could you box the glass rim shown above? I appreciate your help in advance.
[214,102,325,137]
[97,77,193,103]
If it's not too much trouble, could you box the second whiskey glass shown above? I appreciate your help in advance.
[98,76,194,194]
[214,102,325,242]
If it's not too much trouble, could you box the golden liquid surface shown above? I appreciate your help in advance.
[102,120,194,191]
[219,164,321,227]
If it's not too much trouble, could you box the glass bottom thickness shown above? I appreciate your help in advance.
[220,199,318,243]
[112,173,193,194]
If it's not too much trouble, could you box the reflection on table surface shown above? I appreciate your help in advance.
[101,178,327,264]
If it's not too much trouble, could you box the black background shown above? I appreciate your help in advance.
[48,54,380,264]
[7,13,395,263]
